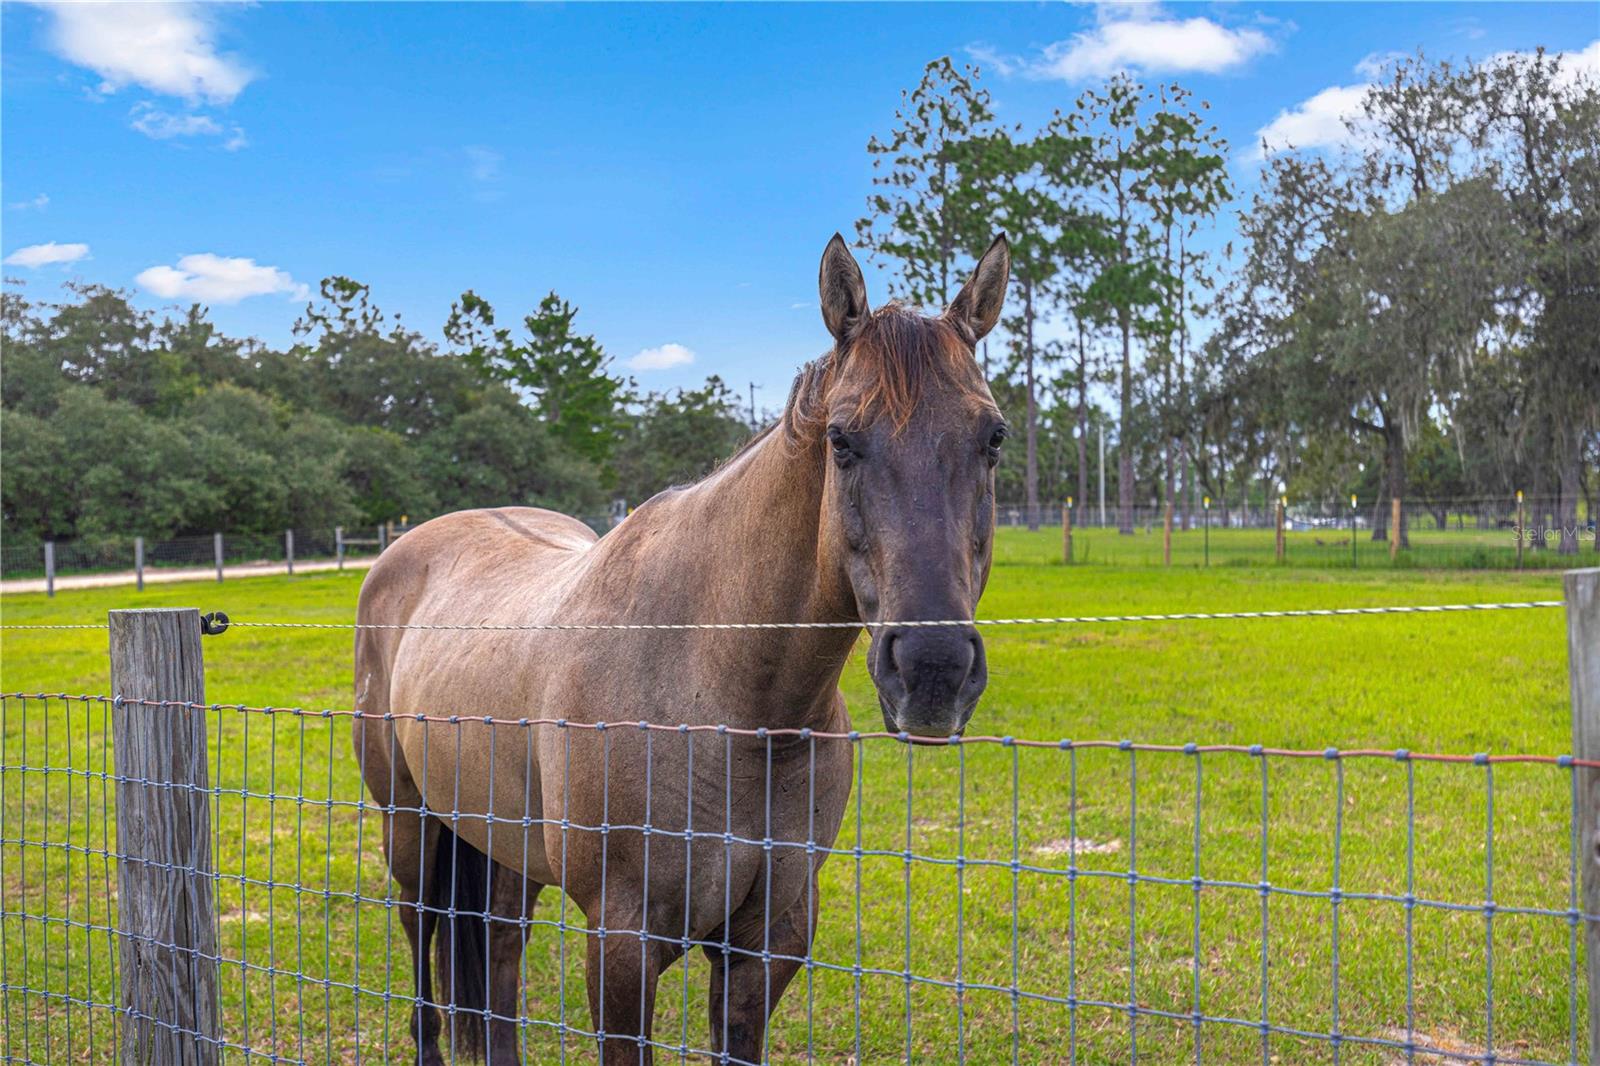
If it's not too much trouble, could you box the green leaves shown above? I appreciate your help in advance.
[445,289,631,464]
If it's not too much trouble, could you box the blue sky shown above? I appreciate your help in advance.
[4,2,1596,407]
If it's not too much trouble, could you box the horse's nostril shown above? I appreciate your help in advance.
[883,632,900,674]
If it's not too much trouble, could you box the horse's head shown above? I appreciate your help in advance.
[806,232,1011,737]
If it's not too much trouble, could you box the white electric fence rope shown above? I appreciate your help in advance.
[0,599,1566,632]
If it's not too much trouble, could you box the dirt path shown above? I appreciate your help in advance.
[1,556,378,595]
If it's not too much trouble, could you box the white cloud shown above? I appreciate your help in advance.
[1252,83,1371,157]
[34,1,254,104]
[135,253,306,304]
[8,194,50,212]
[628,343,696,371]
[1252,39,1599,161]
[1491,37,1600,91]
[129,102,247,149]
[5,241,89,268]
[975,4,1275,81]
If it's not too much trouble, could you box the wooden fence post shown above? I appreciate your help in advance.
[335,526,344,571]
[1163,501,1174,566]
[44,541,55,598]
[378,525,388,554]
[286,529,295,576]
[1517,490,1525,570]
[1566,568,1600,1058]
[214,532,224,583]
[1062,499,1073,565]
[1390,497,1402,562]
[1275,499,1285,564]
[135,536,145,592]
[108,608,220,1066]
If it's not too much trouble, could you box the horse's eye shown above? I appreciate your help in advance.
[987,426,1009,453]
[827,426,857,466]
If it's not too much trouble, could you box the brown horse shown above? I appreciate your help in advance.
[352,233,1011,1064]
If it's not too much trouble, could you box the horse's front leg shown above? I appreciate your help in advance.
[705,874,820,1066]
[585,902,675,1066]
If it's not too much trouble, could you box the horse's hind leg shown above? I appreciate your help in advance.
[354,716,446,1066]
[403,817,447,1065]
[482,864,541,1064]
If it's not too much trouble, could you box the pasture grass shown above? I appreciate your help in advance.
[0,527,1582,1064]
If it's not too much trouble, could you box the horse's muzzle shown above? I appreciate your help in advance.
[868,624,987,737]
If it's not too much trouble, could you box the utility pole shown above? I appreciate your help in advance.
[748,381,759,430]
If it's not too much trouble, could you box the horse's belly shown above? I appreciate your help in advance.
[395,715,559,884]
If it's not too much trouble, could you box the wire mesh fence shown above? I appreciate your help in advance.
[3,690,1592,1065]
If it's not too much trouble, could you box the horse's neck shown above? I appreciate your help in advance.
[612,427,859,726]
[672,426,851,624]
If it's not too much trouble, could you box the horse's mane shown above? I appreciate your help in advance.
[780,303,986,444]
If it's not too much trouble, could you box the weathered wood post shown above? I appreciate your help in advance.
[1163,501,1174,566]
[108,608,220,1066]
[135,536,145,592]
[1203,495,1210,568]
[1275,497,1286,564]
[44,541,55,597]
[1062,497,1073,565]
[1566,568,1600,1059]
[335,526,344,571]
[1390,497,1402,562]
[378,525,388,554]
[213,532,224,583]
[285,529,295,576]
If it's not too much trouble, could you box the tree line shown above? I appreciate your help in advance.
[855,52,1598,551]
[1,278,751,547]
[5,50,1594,555]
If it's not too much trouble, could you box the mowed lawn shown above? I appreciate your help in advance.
[0,528,1583,1064]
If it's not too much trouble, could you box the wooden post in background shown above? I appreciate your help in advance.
[1274,498,1285,564]
[44,541,54,598]
[1062,498,1073,565]
[378,525,388,554]
[135,536,145,592]
[1517,490,1525,570]
[1163,501,1174,566]
[335,526,344,571]
[1390,496,1402,562]
[109,608,220,1066]
[1565,568,1600,1059]
[285,529,295,576]
[213,532,224,583]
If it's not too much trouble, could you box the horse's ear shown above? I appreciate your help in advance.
[946,235,1010,344]
[819,233,869,346]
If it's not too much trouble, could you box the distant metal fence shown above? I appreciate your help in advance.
[999,495,1596,570]
[2,516,621,592]
[1,574,1597,1065]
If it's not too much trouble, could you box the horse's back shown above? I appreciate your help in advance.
[354,507,598,710]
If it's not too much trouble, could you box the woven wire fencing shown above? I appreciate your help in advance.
[2,689,1590,1065]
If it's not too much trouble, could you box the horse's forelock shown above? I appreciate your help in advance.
[782,304,984,444]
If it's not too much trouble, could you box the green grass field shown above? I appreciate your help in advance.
[0,528,1584,1064]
